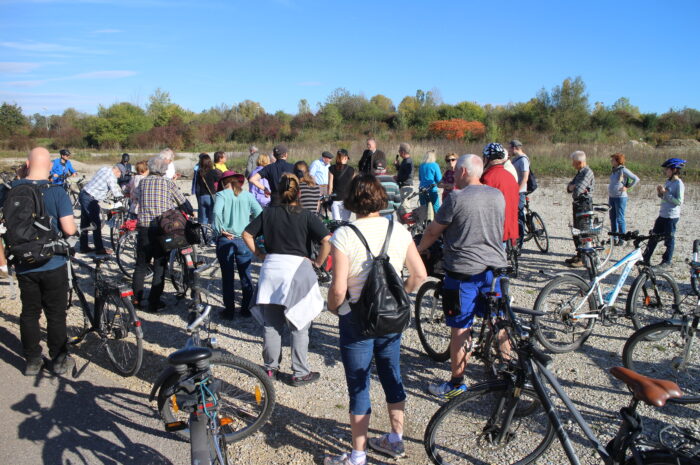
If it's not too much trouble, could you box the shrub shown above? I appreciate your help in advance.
[428,119,486,140]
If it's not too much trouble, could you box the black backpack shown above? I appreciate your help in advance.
[513,155,538,193]
[3,183,60,267]
[345,220,411,338]
[158,208,190,251]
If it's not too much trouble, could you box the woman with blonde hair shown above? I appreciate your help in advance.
[243,173,331,385]
[249,153,272,207]
[418,150,442,213]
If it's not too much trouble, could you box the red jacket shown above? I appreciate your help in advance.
[481,164,520,243]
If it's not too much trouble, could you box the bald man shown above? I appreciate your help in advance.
[14,147,77,376]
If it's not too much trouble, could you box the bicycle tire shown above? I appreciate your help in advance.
[622,320,700,402]
[624,450,699,464]
[530,212,549,253]
[71,191,81,219]
[158,351,276,443]
[109,211,125,250]
[415,281,451,362]
[533,275,597,353]
[66,284,90,343]
[424,382,555,465]
[169,250,191,296]
[116,230,154,280]
[627,271,681,333]
[593,226,616,269]
[100,294,143,376]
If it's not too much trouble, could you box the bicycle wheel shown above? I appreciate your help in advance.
[415,281,451,362]
[593,227,616,269]
[100,293,143,376]
[158,351,276,443]
[116,230,154,280]
[66,285,90,343]
[169,250,191,296]
[533,275,597,353]
[622,321,699,402]
[71,191,81,218]
[529,212,549,253]
[109,211,125,250]
[627,271,680,333]
[424,382,555,465]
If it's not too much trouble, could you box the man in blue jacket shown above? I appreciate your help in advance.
[50,149,76,184]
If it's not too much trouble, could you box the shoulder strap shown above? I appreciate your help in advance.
[379,219,393,257]
[199,171,215,197]
[344,218,394,260]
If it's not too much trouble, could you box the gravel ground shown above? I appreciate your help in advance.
[1,170,698,465]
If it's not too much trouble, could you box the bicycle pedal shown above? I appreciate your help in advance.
[165,421,188,432]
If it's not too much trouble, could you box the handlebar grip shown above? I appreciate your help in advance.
[694,239,700,254]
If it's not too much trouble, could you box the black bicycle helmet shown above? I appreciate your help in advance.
[59,149,71,156]
[661,158,686,169]
[121,153,130,162]
[482,142,507,160]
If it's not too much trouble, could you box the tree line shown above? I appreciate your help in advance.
[0,77,698,152]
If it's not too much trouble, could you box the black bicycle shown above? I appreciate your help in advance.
[150,258,275,453]
[424,299,700,465]
[66,242,144,377]
[520,194,549,253]
[57,173,85,218]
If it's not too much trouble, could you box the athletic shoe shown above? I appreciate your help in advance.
[51,355,74,376]
[657,262,672,270]
[323,453,366,465]
[564,255,578,264]
[290,371,320,386]
[368,434,406,459]
[428,381,467,399]
[567,258,584,268]
[24,357,43,376]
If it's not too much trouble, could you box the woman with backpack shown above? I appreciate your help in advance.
[324,175,426,465]
[242,173,331,386]
[608,152,639,244]
[195,154,220,226]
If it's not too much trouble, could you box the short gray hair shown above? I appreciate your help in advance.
[455,154,483,179]
[399,142,411,154]
[158,148,174,161]
[249,145,258,152]
[570,150,586,163]
[148,157,169,176]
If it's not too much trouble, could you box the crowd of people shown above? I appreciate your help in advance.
[2,139,688,465]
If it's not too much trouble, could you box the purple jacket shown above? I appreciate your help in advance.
[249,166,271,207]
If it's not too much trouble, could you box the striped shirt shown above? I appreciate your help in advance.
[331,217,413,315]
[569,166,595,199]
[83,166,122,201]
[135,175,187,224]
[299,183,321,212]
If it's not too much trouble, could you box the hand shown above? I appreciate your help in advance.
[255,250,266,261]
[222,231,234,239]
[313,258,325,269]
[264,188,271,198]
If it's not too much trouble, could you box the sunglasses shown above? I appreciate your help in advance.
[447,158,456,162]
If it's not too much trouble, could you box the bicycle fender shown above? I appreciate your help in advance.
[553,271,591,288]
[149,366,178,402]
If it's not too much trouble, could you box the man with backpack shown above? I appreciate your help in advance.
[509,140,536,246]
[6,147,77,376]
[416,154,507,399]
[132,157,192,313]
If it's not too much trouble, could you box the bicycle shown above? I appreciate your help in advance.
[532,230,681,353]
[571,202,616,269]
[65,239,144,377]
[57,173,85,218]
[397,183,436,236]
[424,296,700,465]
[150,257,276,453]
[102,198,129,250]
[519,194,549,253]
[622,239,700,402]
[506,239,520,278]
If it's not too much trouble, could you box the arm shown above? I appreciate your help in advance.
[662,182,684,206]
[242,231,265,260]
[314,235,332,268]
[59,215,77,236]
[519,170,530,192]
[403,241,427,293]
[213,193,224,235]
[108,173,123,198]
[249,172,269,196]
[416,220,448,254]
[623,167,640,190]
[327,171,334,196]
[327,245,348,315]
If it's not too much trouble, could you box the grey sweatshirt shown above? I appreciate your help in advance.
[659,178,684,219]
[608,165,640,198]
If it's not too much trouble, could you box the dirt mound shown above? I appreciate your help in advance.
[658,138,700,148]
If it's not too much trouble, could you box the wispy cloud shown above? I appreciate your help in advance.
[91,28,123,34]
[0,41,79,53]
[297,81,322,87]
[2,70,138,87]
[0,62,42,74]
[0,90,109,113]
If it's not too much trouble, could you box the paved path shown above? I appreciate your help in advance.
[0,324,190,465]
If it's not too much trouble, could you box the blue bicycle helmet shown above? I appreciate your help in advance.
[482,142,507,160]
[661,158,686,169]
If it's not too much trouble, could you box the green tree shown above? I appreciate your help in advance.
[297,99,312,115]
[369,94,395,113]
[549,76,590,137]
[87,102,152,148]
[146,88,189,127]
[318,104,342,129]
[0,102,29,138]
[234,100,265,121]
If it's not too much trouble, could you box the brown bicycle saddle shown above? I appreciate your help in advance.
[610,366,683,407]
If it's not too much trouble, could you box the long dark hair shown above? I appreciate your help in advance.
[199,154,213,174]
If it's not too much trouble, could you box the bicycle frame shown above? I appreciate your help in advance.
[569,247,644,320]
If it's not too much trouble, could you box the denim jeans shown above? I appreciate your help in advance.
[216,236,254,313]
[517,192,526,247]
[79,190,104,251]
[419,189,441,213]
[609,197,628,235]
[643,216,680,265]
[339,312,406,415]
[197,194,214,226]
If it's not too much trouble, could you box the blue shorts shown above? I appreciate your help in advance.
[443,270,499,329]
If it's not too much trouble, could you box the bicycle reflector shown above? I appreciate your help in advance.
[219,417,234,426]
[165,421,187,432]
[255,386,262,404]
[120,289,134,298]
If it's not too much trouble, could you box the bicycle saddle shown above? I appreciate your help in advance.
[168,346,213,366]
[610,366,682,407]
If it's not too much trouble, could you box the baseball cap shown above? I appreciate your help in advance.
[321,151,333,159]
[509,140,523,148]
[273,144,288,157]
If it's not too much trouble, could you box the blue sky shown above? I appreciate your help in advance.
[1,0,698,117]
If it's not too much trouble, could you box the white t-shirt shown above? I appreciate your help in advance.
[331,217,413,315]
[165,162,176,180]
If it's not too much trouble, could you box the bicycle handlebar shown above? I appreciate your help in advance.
[187,304,211,332]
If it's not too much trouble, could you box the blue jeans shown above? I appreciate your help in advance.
[419,189,440,213]
[643,216,679,265]
[517,193,526,247]
[609,197,628,235]
[339,312,406,415]
[78,190,104,251]
[216,236,254,313]
[197,194,214,225]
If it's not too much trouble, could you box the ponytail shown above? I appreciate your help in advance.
[280,173,300,205]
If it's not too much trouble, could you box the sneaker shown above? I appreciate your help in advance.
[657,262,673,270]
[428,381,467,399]
[24,357,43,376]
[323,453,365,465]
[290,371,320,387]
[567,258,584,268]
[368,434,406,459]
[265,369,279,379]
[220,310,235,320]
[238,309,252,318]
[146,300,167,313]
[564,255,578,264]
[51,355,74,376]
[78,246,95,254]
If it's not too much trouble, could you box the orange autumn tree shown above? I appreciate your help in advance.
[428,119,486,140]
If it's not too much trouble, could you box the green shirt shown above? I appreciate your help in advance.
[213,189,262,237]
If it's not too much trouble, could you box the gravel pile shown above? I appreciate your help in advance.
[1,177,697,465]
